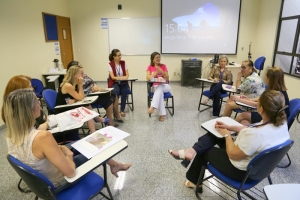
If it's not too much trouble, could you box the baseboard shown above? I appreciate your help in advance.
[0,124,6,131]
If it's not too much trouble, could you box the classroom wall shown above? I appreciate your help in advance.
[0,0,70,125]
[69,0,261,81]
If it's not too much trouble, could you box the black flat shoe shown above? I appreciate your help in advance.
[181,159,191,168]
[114,118,124,123]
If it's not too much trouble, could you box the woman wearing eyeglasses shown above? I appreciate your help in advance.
[222,60,265,117]
[108,49,130,118]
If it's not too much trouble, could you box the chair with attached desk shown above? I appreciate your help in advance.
[147,82,174,116]
[277,98,300,168]
[107,78,135,111]
[254,56,266,76]
[42,89,58,115]
[31,78,45,108]
[195,139,294,200]
[7,154,113,200]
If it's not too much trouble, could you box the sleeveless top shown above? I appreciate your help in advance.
[55,87,73,113]
[7,128,65,188]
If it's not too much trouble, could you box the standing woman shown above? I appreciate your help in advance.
[146,52,170,122]
[202,56,232,117]
[108,49,130,118]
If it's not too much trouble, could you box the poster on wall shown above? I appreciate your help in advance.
[54,42,60,55]
[101,18,108,29]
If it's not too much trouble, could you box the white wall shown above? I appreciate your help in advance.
[0,0,70,125]
[69,0,260,82]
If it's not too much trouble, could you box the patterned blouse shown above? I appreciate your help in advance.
[238,72,265,98]
[208,65,232,84]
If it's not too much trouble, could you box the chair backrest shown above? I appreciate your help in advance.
[42,89,58,114]
[246,140,294,180]
[254,56,266,76]
[7,155,56,199]
[287,98,300,129]
[31,78,44,95]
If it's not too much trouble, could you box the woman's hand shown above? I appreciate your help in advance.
[213,78,219,82]
[230,95,240,101]
[76,77,84,85]
[215,121,229,129]
[239,95,249,100]
[68,99,76,105]
[216,127,231,136]
[237,72,242,79]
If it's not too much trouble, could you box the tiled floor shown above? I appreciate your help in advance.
[0,81,299,199]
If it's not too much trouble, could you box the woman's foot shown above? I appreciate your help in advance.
[95,117,109,124]
[159,116,165,122]
[202,97,210,105]
[120,111,126,117]
[184,180,203,193]
[148,107,154,114]
[168,148,196,161]
[110,162,132,178]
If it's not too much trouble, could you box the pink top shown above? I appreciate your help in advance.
[147,64,168,86]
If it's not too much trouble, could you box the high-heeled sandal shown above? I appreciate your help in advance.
[159,116,165,122]
[114,115,124,123]
[184,180,203,193]
[110,163,132,178]
[168,150,191,168]
[120,112,126,117]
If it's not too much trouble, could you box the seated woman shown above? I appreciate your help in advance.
[235,67,290,125]
[222,60,265,117]
[146,52,171,122]
[108,49,130,118]
[55,64,108,132]
[67,61,123,126]
[202,55,232,117]
[169,90,289,191]
[1,75,79,142]
[4,89,131,185]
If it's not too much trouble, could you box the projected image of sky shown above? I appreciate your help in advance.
[172,3,220,29]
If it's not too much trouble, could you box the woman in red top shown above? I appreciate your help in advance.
[108,49,130,118]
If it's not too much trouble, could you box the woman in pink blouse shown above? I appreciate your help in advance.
[146,52,171,122]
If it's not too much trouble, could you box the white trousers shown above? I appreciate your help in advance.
[151,84,171,116]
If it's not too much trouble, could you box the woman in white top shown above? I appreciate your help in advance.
[4,89,131,187]
[108,49,130,118]
[169,90,289,192]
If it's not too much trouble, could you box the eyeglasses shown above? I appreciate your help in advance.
[240,66,247,70]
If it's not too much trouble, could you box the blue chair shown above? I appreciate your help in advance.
[195,140,294,200]
[147,82,174,116]
[42,89,58,115]
[277,98,300,168]
[198,90,229,113]
[7,155,113,200]
[254,56,266,76]
[31,78,45,108]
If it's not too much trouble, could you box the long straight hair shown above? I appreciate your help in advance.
[60,65,82,87]
[4,89,36,145]
[266,67,287,91]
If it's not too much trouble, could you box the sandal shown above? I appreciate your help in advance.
[201,98,209,105]
[120,112,126,117]
[148,107,154,114]
[184,180,203,193]
[159,116,165,122]
[168,150,191,168]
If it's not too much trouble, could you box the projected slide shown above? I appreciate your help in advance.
[162,0,241,54]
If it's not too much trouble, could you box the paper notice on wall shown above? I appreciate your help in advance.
[54,42,60,55]
[101,18,108,29]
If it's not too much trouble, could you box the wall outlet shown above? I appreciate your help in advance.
[173,72,176,76]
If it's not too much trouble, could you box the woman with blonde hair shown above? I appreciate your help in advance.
[55,64,109,132]
[4,89,131,183]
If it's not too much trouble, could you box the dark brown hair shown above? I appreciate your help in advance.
[109,49,120,61]
[259,90,287,126]
[266,67,287,91]
[150,52,160,66]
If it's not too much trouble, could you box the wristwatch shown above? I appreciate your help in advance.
[224,134,230,138]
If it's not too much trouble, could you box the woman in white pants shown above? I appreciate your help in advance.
[146,52,171,122]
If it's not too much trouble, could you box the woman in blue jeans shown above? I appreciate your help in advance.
[108,49,130,118]
[202,56,232,117]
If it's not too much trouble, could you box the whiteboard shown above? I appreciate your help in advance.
[108,18,160,55]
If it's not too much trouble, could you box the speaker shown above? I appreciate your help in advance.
[181,60,202,86]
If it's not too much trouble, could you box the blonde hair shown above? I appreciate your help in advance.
[4,89,37,145]
[218,55,229,65]
[60,65,82,87]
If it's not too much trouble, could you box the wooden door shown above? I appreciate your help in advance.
[56,16,74,69]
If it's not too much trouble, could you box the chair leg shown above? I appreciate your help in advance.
[102,164,114,200]
[17,178,31,193]
[277,153,291,168]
